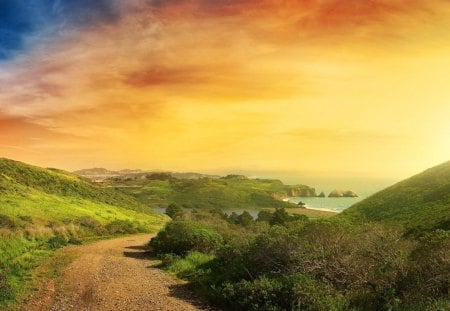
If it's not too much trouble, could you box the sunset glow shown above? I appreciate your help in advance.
[1,0,449,179]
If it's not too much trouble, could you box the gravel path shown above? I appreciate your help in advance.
[26,234,215,311]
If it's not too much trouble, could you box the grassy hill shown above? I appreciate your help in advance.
[103,173,316,210]
[0,158,167,306]
[340,160,450,232]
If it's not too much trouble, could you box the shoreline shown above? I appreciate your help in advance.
[303,206,340,213]
[285,200,340,214]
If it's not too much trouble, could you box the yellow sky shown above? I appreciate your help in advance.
[0,0,449,179]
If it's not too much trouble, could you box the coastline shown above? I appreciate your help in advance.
[303,205,339,213]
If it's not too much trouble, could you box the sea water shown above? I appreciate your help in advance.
[288,196,362,213]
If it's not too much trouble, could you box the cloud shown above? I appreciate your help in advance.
[0,0,122,60]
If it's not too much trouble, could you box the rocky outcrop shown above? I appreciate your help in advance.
[317,192,326,198]
[328,189,358,198]
[286,187,316,197]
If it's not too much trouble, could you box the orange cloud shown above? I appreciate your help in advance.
[0,0,449,177]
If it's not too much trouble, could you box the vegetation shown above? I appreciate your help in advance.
[150,210,449,311]
[0,158,167,307]
[341,160,450,234]
[165,203,185,220]
[2,158,450,310]
[103,173,316,210]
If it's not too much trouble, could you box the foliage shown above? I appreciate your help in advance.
[220,274,346,311]
[165,203,185,220]
[0,215,16,230]
[150,221,223,256]
[0,158,168,306]
[105,219,144,234]
[104,174,315,210]
[47,235,68,250]
[0,158,151,214]
[166,251,214,280]
[151,211,450,311]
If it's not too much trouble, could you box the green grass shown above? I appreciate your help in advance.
[341,160,450,232]
[106,175,316,210]
[0,158,168,307]
[166,251,215,279]
[0,158,150,214]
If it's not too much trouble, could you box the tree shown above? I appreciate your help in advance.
[270,208,290,226]
[165,203,185,220]
[237,211,254,227]
[257,210,273,223]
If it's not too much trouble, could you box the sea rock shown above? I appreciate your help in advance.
[328,189,358,198]
[317,192,326,198]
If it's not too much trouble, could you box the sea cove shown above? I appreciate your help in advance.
[288,196,363,213]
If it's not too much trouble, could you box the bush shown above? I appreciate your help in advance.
[149,215,449,311]
[106,220,138,234]
[0,270,13,303]
[0,215,16,230]
[78,216,103,230]
[401,230,450,301]
[150,221,223,256]
[219,274,346,311]
[47,235,68,249]
[165,203,185,220]
[167,251,214,279]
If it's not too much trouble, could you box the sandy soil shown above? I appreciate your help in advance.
[24,234,215,311]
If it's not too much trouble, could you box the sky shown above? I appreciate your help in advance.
[0,0,449,181]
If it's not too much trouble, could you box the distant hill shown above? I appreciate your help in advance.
[340,160,450,233]
[73,167,120,176]
[103,174,317,210]
[74,168,220,181]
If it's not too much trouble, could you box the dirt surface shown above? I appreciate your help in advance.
[25,235,215,311]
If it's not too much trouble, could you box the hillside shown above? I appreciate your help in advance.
[0,158,166,232]
[0,158,167,307]
[341,160,450,232]
[74,167,220,182]
[103,173,317,210]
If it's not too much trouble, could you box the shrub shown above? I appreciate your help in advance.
[0,215,16,230]
[401,230,450,301]
[77,216,104,233]
[150,221,223,256]
[17,215,33,223]
[0,270,13,302]
[165,203,185,220]
[167,251,214,279]
[47,235,68,250]
[106,220,138,234]
[219,274,346,311]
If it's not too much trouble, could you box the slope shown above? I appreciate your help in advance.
[340,160,450,232]
[0,158,167,307]
[104,174,316,210]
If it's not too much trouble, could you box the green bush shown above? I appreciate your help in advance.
[0,215,16,229]
[167,251,214,279]
[0,270,13,302]
[165,203,185,220]
[219,274,346,311]
[106,220,139,234]
[148,209,449,311]
[150,221,223,256]
[47,235,68,250]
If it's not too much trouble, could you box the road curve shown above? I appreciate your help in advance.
[25,234,214,311]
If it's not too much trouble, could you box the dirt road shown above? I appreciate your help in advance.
[25,234,214,311]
